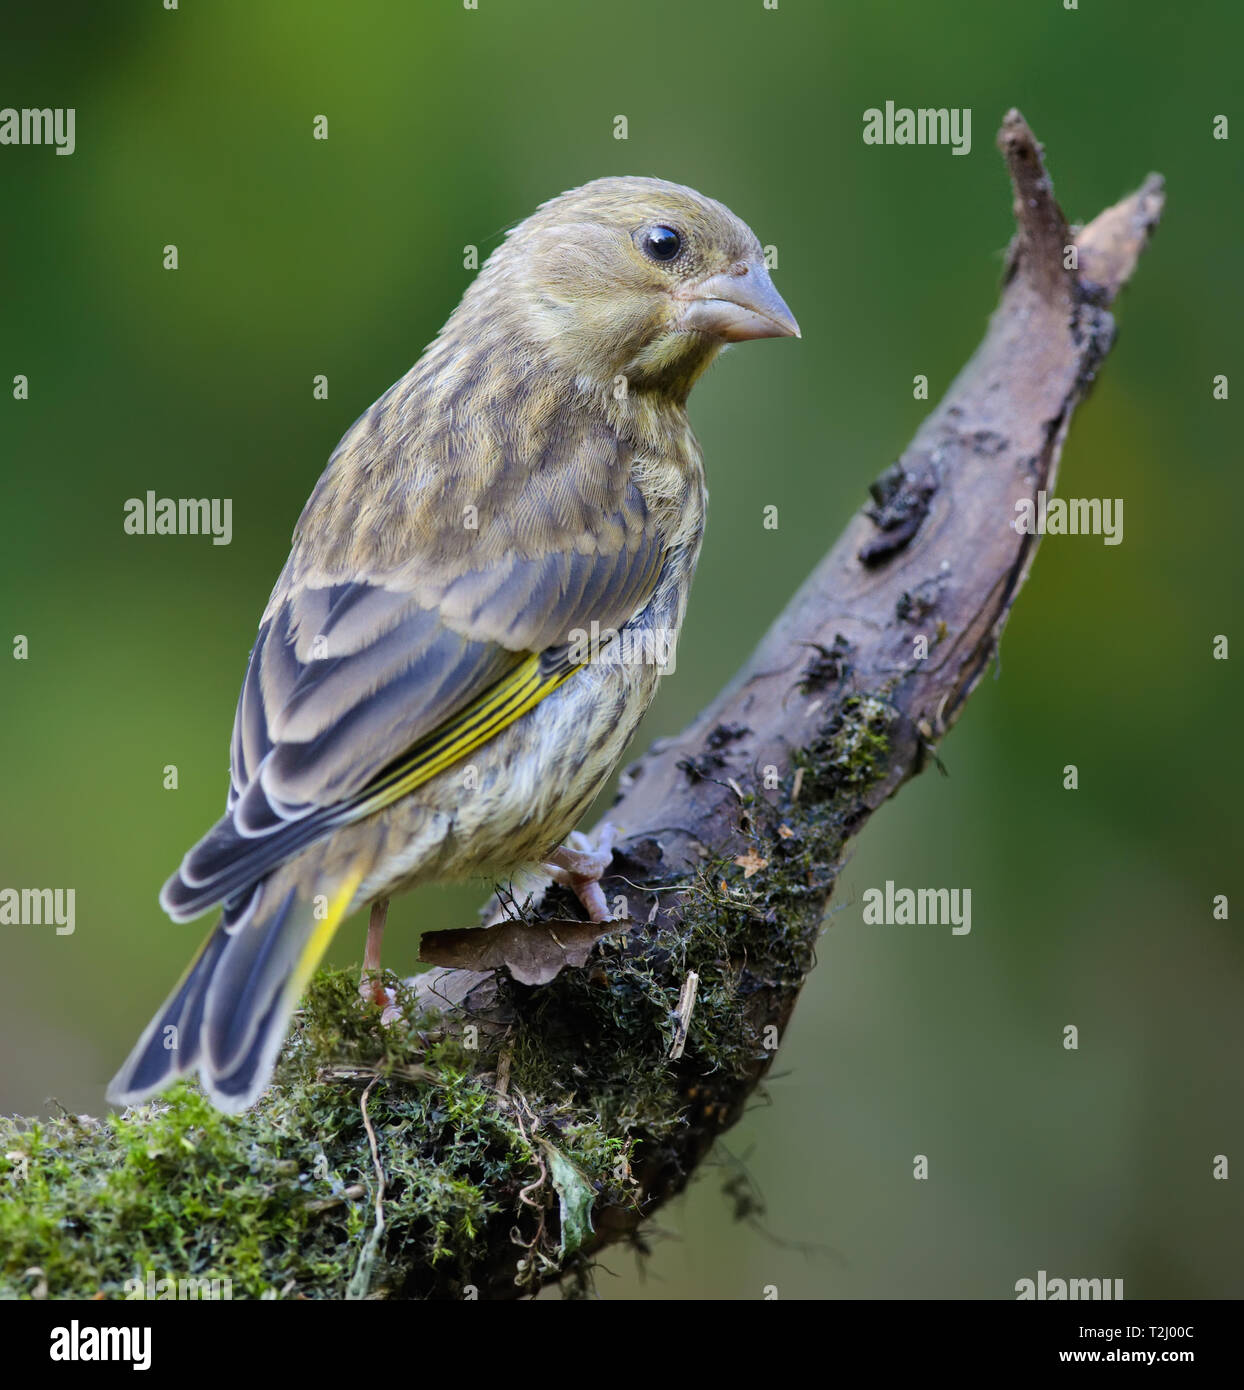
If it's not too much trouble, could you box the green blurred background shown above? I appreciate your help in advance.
[2,0,1240,1298]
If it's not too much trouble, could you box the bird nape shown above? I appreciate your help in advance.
[108,175,800,1115]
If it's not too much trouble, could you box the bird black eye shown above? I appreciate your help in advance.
[638,225,682,262]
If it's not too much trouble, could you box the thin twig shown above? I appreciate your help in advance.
[668,971,700,1060]
[346,1077,387,1300]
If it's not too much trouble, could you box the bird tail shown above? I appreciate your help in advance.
[107,851,367,1115]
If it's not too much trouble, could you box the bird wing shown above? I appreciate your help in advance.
[163,400,667,920]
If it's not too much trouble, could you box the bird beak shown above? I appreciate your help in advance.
[677,261,801,342]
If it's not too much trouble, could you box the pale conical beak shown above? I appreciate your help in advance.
[677,261,801,342]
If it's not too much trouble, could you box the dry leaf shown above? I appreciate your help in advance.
[734,850,768,878]
[419,918,619,986]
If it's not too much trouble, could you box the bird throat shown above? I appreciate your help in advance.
[622,329,724,405]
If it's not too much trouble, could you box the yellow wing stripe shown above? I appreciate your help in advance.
[285,865,367,1006]
[282,657,578,995]
[351,653,579,819]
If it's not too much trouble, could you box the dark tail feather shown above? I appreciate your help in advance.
[108,856,365,1114]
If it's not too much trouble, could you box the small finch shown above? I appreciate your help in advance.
[108,176,799,1114]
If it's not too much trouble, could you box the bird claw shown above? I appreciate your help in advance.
[359,973,395,1008]
[545,821,618,880]
[541,822,620,923]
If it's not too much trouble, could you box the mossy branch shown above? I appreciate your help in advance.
[0,113,1162,1301]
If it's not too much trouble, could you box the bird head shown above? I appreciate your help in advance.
[467,176,800,402]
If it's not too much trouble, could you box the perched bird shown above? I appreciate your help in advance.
[108,176,799,1114]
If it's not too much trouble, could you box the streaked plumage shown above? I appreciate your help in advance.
[108,176,798,1113]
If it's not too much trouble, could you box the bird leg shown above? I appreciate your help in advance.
[541,823,618,923]
[359,897,395,1009]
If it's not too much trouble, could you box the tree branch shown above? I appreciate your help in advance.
[0,112,1162,1302]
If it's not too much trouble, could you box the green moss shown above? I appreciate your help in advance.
[0,980,612,1299]
[0,693,893,1300]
